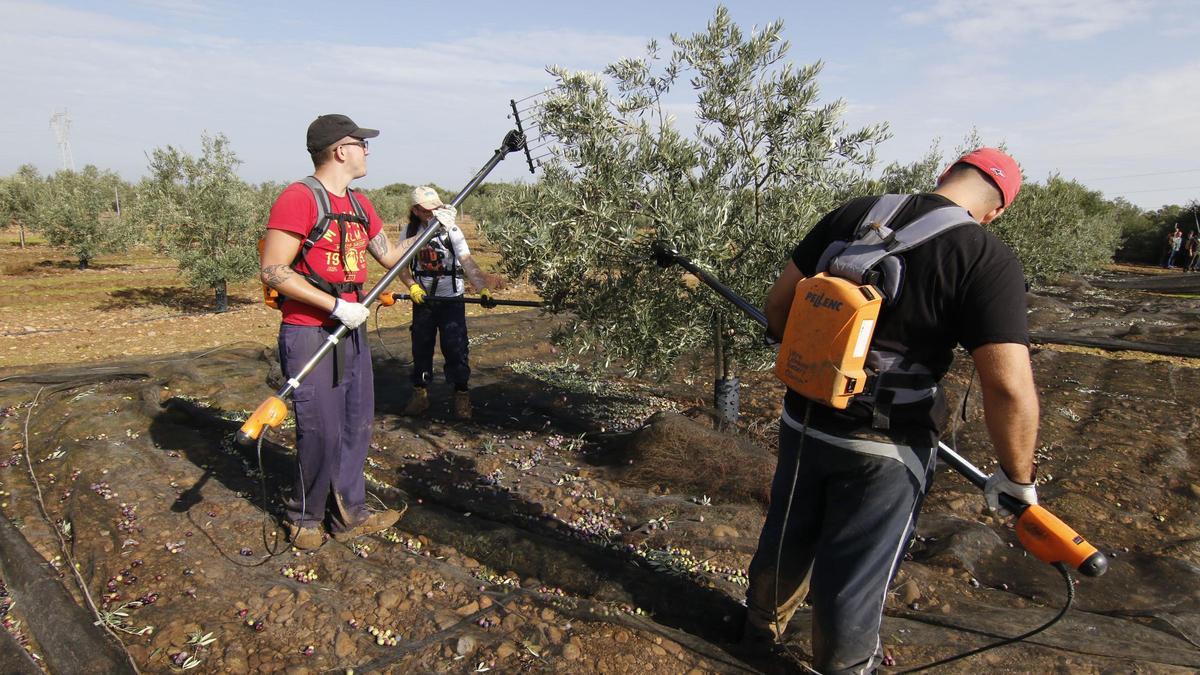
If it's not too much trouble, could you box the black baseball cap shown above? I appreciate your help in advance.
[306,114,379,152]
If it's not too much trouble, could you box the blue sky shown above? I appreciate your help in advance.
[2,0,1198,210]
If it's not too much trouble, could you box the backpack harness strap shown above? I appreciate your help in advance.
[295,176,367,300]
[294,177,370,387]
[414,269,465,278]
[819,194,977,429]
[408,221,463,288]
[825,196,976,302]
[815,194,911,278]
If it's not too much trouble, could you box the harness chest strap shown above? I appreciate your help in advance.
[409,225,465,294]
[262,177,369,309]
[295,176,368,299]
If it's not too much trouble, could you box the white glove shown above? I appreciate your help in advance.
[432,205,457,229]
[983,466,1037,517]
[331,298,370,330]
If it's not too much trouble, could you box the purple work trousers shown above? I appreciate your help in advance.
[277,323,373,531]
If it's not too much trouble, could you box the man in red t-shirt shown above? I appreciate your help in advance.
[260,114,413,549]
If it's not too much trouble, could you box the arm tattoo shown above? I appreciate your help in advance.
[261,264,294,288]
[367,231,390,259]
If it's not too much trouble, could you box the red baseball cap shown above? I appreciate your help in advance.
[940,147,1022,207]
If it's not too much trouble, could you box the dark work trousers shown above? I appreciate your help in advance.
[278,323,373,532]
[745,420,936,674]
[410,299,470,390]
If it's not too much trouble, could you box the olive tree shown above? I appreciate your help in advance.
[1110,199,1155,263]
[864,130,1126,282]
[141,133,266,311]
[992,176,1124,281]
[483,7,887,421]
[361,183,416,224]
[0,165,44,248]
[39,165,136,269]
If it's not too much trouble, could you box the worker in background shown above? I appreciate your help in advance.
[398,186,502,419]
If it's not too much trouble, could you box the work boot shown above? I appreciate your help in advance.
[331,505,406,543]
[737,617,778,658]
[730,627,811,675]
[453,390,472,420]
[284,522,324,550]
[402,387,429,416]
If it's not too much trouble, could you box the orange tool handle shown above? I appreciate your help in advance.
[378,291,396,307]
[939,443,1108,577]
[235,396,289,446]
[1011,501,1108,577]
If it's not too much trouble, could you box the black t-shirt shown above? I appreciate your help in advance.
[783,193,1029,446]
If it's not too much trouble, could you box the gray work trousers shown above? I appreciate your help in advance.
[745,418,936,674]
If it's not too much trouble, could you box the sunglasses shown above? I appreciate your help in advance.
[336,140,368,151]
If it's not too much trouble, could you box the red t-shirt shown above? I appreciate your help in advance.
[265,181,384,326]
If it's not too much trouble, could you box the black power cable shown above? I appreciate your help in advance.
[372,305,410,364]
[899,562,1075,673]
[771,400,811,639]
[255,431,288,558]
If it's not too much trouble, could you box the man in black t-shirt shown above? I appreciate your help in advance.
[742,148,1040,673]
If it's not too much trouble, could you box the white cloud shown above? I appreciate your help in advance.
[127,0,228,21]
[1022,61,1200,171]
[902,0,1155,42]
[1158,2,1200,37]
[0,0,153,39]
[840,51,1200,208]
[0,2,649,187]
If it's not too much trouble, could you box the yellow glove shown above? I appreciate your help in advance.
[409,283,427,304]
[480,288,497,309]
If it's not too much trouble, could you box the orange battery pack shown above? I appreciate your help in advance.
[774,273,882,409]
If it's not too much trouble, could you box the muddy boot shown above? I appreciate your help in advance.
[736,616,778,659]
[402,387,429,416]
[453,390,472,420]
[331,504,407,543]
[284,522,324,550]
[730,628,809,675]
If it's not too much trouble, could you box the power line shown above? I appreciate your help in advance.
[1083,168,1200,182]
[1109,185,1200,195]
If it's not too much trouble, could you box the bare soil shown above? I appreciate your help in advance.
[0,220,529,371]
[0,231,1198,673]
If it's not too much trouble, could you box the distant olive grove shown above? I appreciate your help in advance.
[0,98,1190,314]
[0,140,522,312]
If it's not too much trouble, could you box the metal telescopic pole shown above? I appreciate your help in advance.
[237,130,526,445]
[391,294,543,308]
[280,130,525,394]
[651,242,768,327]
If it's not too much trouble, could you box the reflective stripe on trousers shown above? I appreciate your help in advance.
[745,415,937,674]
